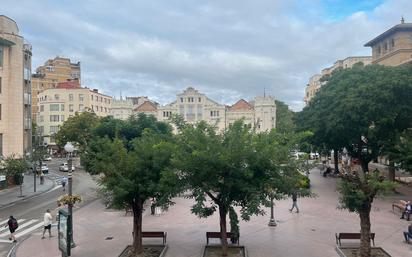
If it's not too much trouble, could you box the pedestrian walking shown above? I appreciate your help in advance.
[403,223,412,243]
[42,209,53,239]
[5,216,18,242]
[61,176,67,192]
[150,198,155,215]
[40,171,45,185]
[289,192,299,213]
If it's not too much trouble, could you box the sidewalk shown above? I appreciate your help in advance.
[0,174,55,209]
[14,167,412,257]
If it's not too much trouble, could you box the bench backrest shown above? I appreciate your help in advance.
[206,232,236,238]
[339,233,375,240]
[142,231,165,237]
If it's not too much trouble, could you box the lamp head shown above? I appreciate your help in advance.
[64,142,74,153]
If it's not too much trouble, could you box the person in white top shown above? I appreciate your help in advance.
[42,209,53,239]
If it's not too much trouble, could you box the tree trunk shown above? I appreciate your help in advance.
[333,149,339,173]
[359,208,372,257]
[132,198,144,255]
[219,204,228,257]
[388,160,395,182]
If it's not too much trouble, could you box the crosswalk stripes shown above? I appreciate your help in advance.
[0,218,44,243]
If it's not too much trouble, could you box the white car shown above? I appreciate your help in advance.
[59,163,75,172]
[36,163,49,174]
[43,156,52,161]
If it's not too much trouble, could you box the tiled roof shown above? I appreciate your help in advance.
[228,99,253,111]
[134,101,157,112]
[56,80,81,89]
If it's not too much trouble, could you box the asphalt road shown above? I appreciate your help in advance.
[0,158,100,256]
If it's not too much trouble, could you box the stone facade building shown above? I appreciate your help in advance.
[110,98,133,120]
[0,15,32,157]
[134,87,276,132]
[37,80,112,148]
[31,57,80,122]
[364,18,412,66]
[304,56,372,105]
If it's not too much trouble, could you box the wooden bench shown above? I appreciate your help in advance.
[335,233,375,246]
[392,200,407,212]
[206,232,239,245]
[142,231,167,245]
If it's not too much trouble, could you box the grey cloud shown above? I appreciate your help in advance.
[1,0,411,111]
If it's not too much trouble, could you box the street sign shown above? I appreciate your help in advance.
[0,175,5,181]
[58,209,71,256]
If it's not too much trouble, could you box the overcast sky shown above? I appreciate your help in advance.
[2,0,411,110]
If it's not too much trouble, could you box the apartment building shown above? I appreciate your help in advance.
[304,56,372,105]
[134,87,276,132]
[364,18,412,66]
[0,15,32,157]
[31,57,80,121]
[37,80,112,148]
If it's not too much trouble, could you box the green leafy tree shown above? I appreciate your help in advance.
[173,120,305,256]
[275,100,295,133]
[84,114,178,255]
[297,64,412,257]
[55,111,100,153]
[3,155,29,185]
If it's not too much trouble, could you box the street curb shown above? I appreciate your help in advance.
[0,177,56,210]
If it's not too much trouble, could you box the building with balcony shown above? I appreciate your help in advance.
[37,80,112,148]
[31,56,81,122]
[0,15,32,157]
[364,18,412,66]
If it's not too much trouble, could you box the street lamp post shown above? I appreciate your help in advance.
[64,142,76,249]
[268,194,277,227]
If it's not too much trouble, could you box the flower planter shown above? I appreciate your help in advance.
[202,245,247,257]
[336,246,391,257]
[119,245,168,257]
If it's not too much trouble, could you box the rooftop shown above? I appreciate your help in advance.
[364,22,412,47]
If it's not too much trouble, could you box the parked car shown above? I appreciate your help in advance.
[43,156,52,161]
[36,163,49,174]
[59,163,75,172]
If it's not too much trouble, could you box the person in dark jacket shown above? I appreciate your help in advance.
[403,223,412,243]
[5,216,18,242]
[289,192,299,213]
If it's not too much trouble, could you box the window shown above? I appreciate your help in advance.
[163,111,172,117]
[100,97,103,102]
[61,104,65,111]
[188,97,194,102]
[61,115,65,122]
[24,68,30,80]
[180,97,184,103]
[198,97,201,102]
[91,105,93,111]
[0,46,3,68]
[179,105,184,114]
[383,42,388,51]
[39,116,44,122]
[79,94,84,102]
[40,105,44,112]
[79,104,84,112]
[50,126,59,134]
[0,77,2,93]
[0,104,1,120]
[91,95,94,100]
[69,94,73,101]
[391,39,395,48]
[50,104,59,111]
[210,110,219,117]
[197,105,202,118]
[69,104,74,112]
[54,94,59,100]
[50,115,59,122]
[377,46,381,55]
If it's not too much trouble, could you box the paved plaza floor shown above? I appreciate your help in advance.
[15,167,412,257]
